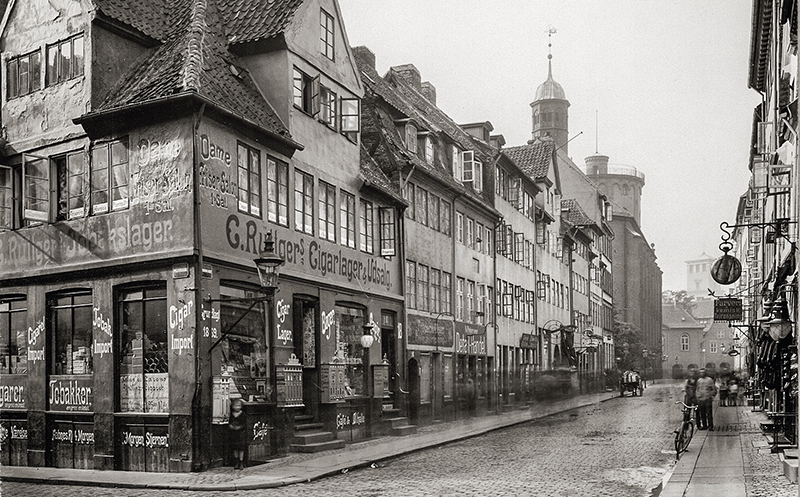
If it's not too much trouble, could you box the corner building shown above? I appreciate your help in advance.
[0,0,406,472]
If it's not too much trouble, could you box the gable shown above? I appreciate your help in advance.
[283,0,362,95]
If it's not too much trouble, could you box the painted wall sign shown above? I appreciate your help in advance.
[121,430,169,448]
[276,298,292,345]
[27,317,45,363]
[49,377,93,412]
[170,299,194,355]
[455,330,487,356]
[93,307,113,358]
[252,421,270,441]
[407,314,454,347]
[0,375,26,409]
[336,410,366,430]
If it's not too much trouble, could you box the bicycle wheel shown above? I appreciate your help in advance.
[674,422,692,455]
[684,421,695,447]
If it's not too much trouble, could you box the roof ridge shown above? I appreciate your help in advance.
[182,0,207,91]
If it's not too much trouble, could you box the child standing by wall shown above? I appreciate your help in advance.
[229,398,248,469]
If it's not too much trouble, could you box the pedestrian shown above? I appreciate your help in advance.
[466,374,476,415]
[683,369,700,426]
[718,377,729,407]
[229,398,248,469]
[728,380,739,406]
[696,368,718,431]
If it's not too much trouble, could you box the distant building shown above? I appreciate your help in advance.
[686,252,730,300]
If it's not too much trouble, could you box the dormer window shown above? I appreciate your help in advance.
[424,135,434,164]
[462,151,483,193]
[405,124,417,153]
[451,145,463,182]
[320,9,335,61]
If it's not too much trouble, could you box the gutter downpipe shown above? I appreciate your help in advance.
[192,103,206,471]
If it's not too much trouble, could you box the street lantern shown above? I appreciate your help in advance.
[767,294,792,342]
[253,232,285,290]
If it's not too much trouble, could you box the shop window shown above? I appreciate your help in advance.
[237,142,261,217]
[339,190,355,248]
[333,305,366,397]
[7,49,41,99]
[267,156,289,226]
[359,198,373,253]
[0,296,27,374]
[46,34,84,86]
[119,286,168,413]
[50,290,93,375]
[379,207,396,256]
[218,286,268,400]
[294,169,313,234]
[319,180,336,242]
[297,299,316,367]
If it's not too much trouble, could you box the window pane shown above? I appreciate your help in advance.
[7,58,18,98]
[73,36,84,77]
[60,41,71,82]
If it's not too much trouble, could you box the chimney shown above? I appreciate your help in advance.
[421,81,436,105]
[352,45,376,70]
[391,64,422,91]
[584,153,609,175]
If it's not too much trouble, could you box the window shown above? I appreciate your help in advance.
[91,138,130,215]
[462,151,483,192]
[379,207,396,256]
[340,191,355,248]
[442,272,452,314]
[0,296,26,374]
[267,157,289,226]
[55,151,86,220]
[710,342,718,354]
[217,286,268,401]
[440,200,451,236]
[319,181,336,242]
[46,34,83,86]
[415,186,427,225]
[320,9,335,60]
[418,265,429,312]
[359,199,373,253]
[424,136,434,164]
[237,142,261,217]
[466,217,474,248]
[485,226,492,254]
[456,212,464,243]
[340,98,359,142]
[456,277,464,321]
[404,182,415,219]
[7,49,41,99]
[535,223,546,244]
[320,86,337,128]
[50,290,93,375]
[405,124,417,153]
[428,193,440,231]
[430,269,441,314]
[515,233,524,263]
[451,145,463,182]
[477,285,486,324]
[406,261,417,309]
[292,68,320,115]
[467,280,475,323]
[22,156,49,222]
[476,222,484,253]
[294,169,314,234]
[334,305,368,397]
[119,286,168,412]
[0,165,15,229]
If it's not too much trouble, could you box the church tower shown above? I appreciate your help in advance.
[530,31,570,153]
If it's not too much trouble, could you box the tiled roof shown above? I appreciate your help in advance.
[504,140,555,180]
[360,145,405,204]
[220,0,303,45]
[662,304,703,329]
[560,198,595,227]
[95,0,188,41]
[91,0,291,140]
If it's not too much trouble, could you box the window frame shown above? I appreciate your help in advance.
[294,169,314,234]
[320,85,337,129]
[46,33,84,87]
[7,48,41,99]
[318,180,336,242]
[292,67,320,116]
[0,295,27,374]
[267,156,289,226]
[340,98,359,142]
[49,290,93,376]
[320,9,335,61]
[359,198,374,253]
[339,190,356,248]
[237,141,262,218]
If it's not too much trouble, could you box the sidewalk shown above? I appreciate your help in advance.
[659,401,798,497]
[0,391,616,491]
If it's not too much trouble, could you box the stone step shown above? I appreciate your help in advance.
[385,417,409,429]
[289,438,346,453]
[292,431,336,445]
[294,422,324,432]
[391,424,418,436]
[781,452,798,483]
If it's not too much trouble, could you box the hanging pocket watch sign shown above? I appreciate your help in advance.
[711,239,742,285]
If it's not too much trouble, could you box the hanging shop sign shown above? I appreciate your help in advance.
[714,298,743,322]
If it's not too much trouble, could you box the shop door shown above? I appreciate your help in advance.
[295,299,318,417]
[381,326,396,398]
[407,358,420,424]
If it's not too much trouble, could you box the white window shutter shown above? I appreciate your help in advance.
[473,159,483,192]
[23,153,51,223]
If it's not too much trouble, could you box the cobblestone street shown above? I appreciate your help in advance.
[3,382,685,497]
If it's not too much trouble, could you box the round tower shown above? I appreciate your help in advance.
[584,154,646,226]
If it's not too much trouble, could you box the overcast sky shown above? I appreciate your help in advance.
[339,0,762,292]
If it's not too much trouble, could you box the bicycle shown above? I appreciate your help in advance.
[674,401,698,459]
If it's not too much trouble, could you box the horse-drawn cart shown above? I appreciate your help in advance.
[620,370,643,397]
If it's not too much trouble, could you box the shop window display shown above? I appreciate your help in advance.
[50,291,93,375]
[219,286,268,401]
[333,305,366,397]
[119,286,168,413]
